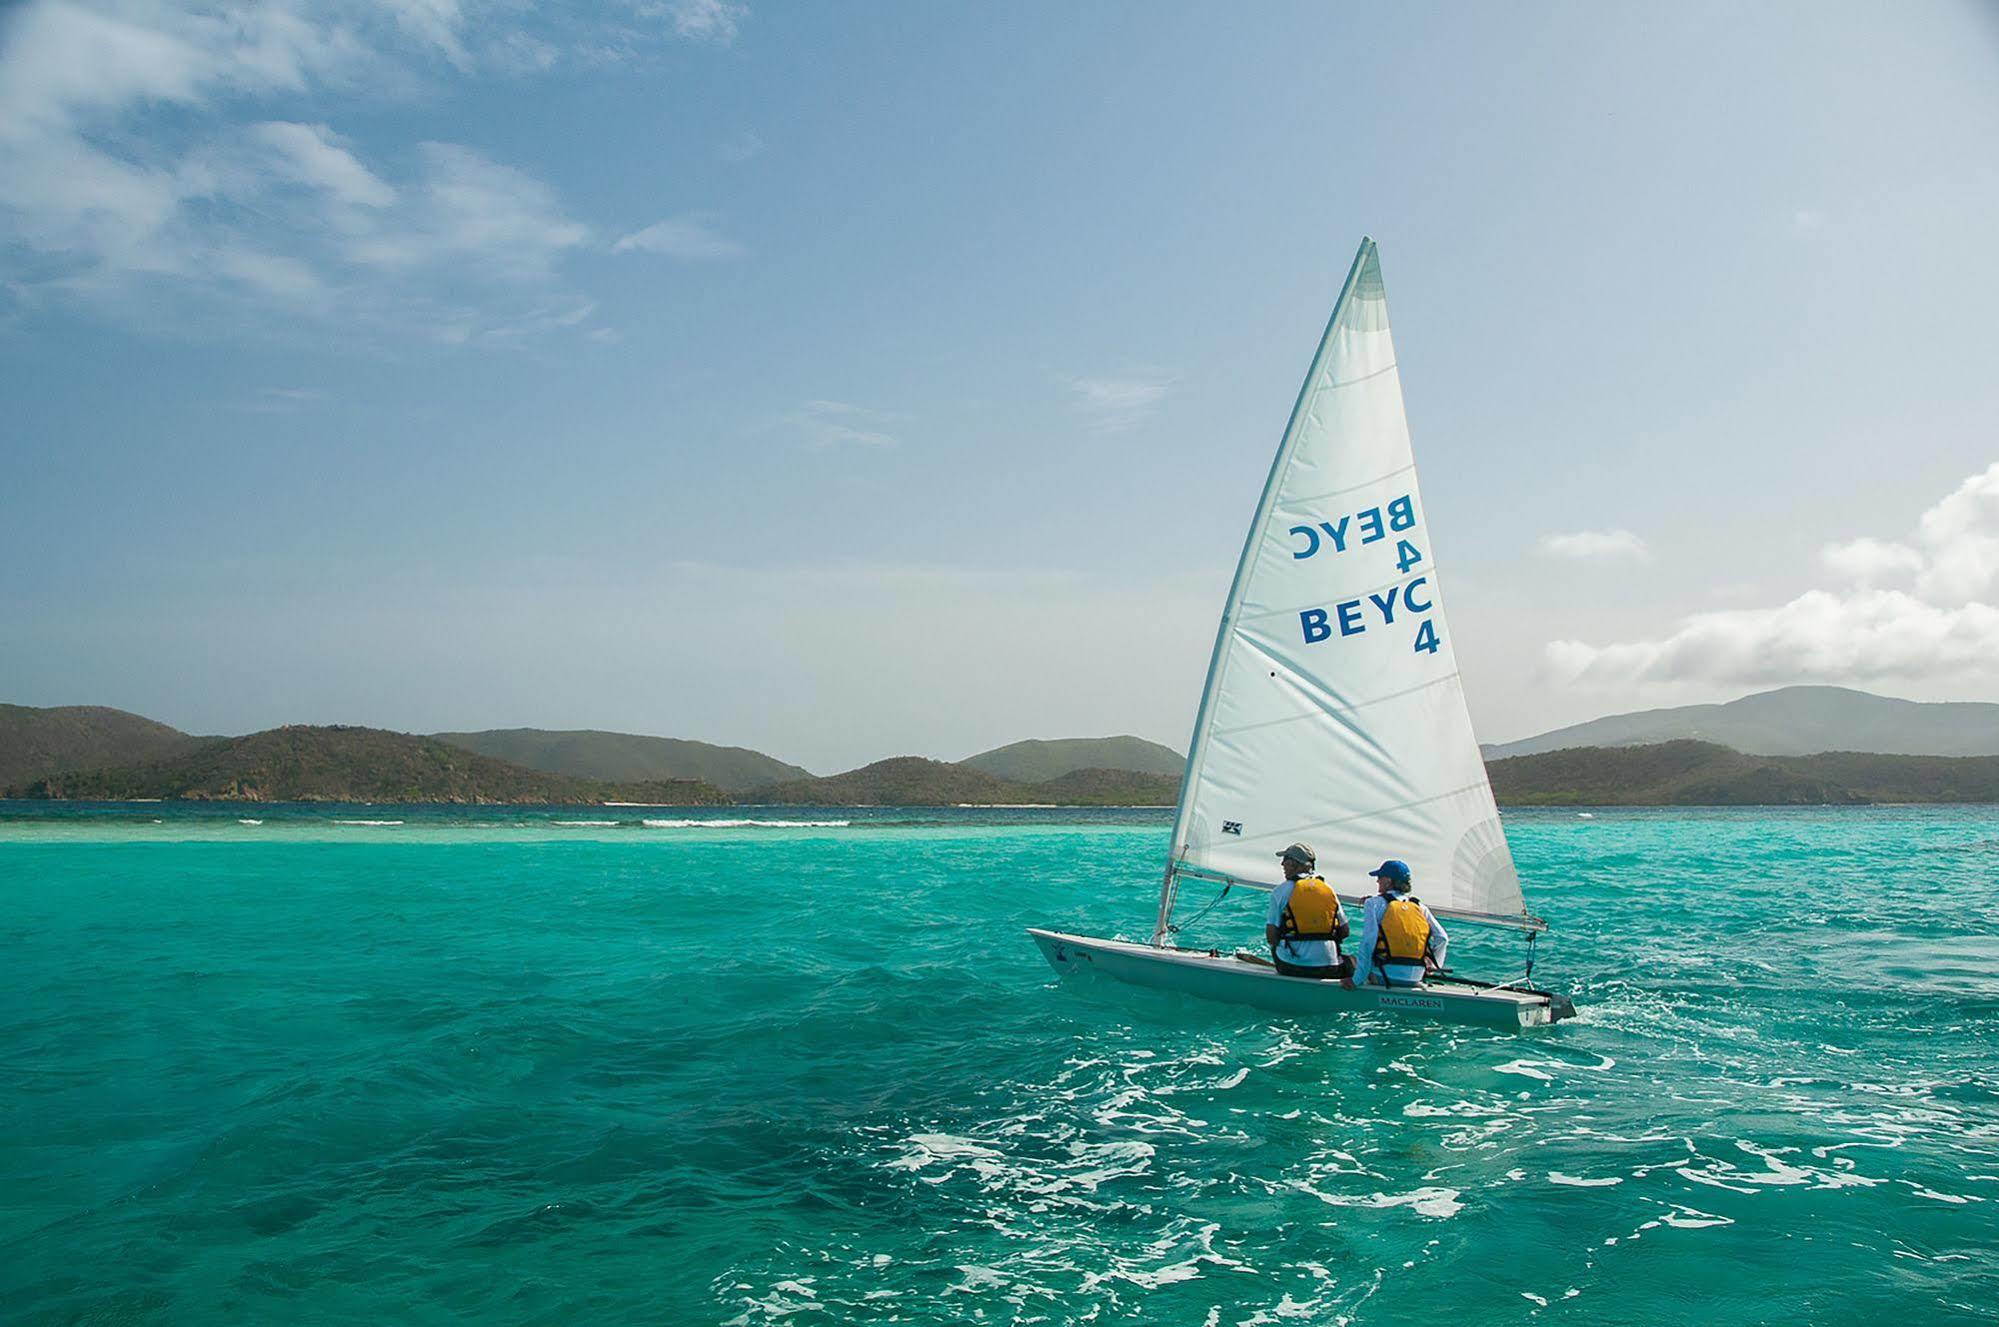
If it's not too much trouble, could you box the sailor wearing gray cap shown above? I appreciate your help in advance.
[1264,842,1351,978]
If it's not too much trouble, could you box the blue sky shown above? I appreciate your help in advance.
[4,1,1998,771]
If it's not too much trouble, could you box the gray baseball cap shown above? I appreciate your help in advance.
[1275,842,1317,867]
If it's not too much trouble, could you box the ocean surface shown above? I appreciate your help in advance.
[3,802,1996,1325]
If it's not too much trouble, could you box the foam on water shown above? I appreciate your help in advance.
[3,803,1998,1323]
[641,817,853,828]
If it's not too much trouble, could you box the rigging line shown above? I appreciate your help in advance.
[1166,881,1233,936]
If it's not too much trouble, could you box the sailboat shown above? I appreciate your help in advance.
[1029,238,1575,1030]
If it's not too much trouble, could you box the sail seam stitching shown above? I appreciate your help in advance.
[1323,360,1399,391]
[1279,462,1419,511]
[1205,670,1463,739]
[1215,777,1496,840]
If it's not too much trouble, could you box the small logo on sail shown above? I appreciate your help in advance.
[1221,820,1243,835]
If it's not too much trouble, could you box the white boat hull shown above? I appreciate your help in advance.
[1028,928,1566,1030]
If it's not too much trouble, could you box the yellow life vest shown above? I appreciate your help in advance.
[1374,895,1432,966]
[1279,876,1346,943]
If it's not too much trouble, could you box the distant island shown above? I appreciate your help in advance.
[1482,684,1999,760]
[8,725,734,805]
[0,711,1182,806]
[6,690,1999,806]
[429,728,812,792]
[1486,740,1999,806]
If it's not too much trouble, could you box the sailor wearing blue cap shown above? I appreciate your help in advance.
[1346,858,1449,990]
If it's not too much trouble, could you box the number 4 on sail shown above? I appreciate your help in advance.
[1029,238,1577,1030]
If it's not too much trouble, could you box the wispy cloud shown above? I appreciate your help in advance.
[791,400,899,449]
[0,0,744,342]
[1538,528,1653,563]
[250,122,396,209]
[230,385,328,413]
[654,0,747,43]
[716,130,764,163]
[346,143,592,280]
[1067,373,1170,432]
[1549,462,1999,690]
[613,211,745,260]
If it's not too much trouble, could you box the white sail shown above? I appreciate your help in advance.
[1157,238,1529,936]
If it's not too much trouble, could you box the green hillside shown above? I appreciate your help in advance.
[1782,751,1999,803]
[8,725,728,804]
[753,756,1180,806]
[755,757,1023,806]
[433,727,810,790]
[1486,686,1999,759]
[1484,740,1999,805]
[0,704,203,788]
[1027,767,1180,806]
[962,735,1183,782]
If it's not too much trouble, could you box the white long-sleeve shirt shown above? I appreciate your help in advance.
[1352,892,1448,988]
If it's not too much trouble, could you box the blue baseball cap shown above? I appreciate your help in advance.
[1371,859,1411,884]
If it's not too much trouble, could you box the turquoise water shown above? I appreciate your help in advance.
[4,803,1997,1324]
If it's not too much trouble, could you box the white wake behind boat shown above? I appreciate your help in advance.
[1031,238,1575,1029]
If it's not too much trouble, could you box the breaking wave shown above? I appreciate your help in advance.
[640,818,853,829]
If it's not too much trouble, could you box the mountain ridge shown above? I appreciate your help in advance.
[1485,686,1999,759]
[8,725,730,804]
[961,735,1184,783]
[0,704,206,788]
[432,727,812,791]
[1486,739,1999,805]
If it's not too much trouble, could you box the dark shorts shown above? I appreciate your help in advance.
[1276,956,1353,981]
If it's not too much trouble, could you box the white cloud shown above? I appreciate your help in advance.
[1821,535,1923,584]
[350,142,591,279]
[379,0,471,69]
[485,30,559,73]
[0,0,744,340]
[1068,374,1169,432]
[792,400,898,449]
[1913,462,1999,602]
[1550,461,1999,690]
[1539,528,1653,563]
[228,385,327,413]
[250,121,395,208]
[656,0,746,43]
[613,212,745,260]
[213,246,322,297]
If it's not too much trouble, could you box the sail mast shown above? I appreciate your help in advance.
[1152,238,1379,945]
